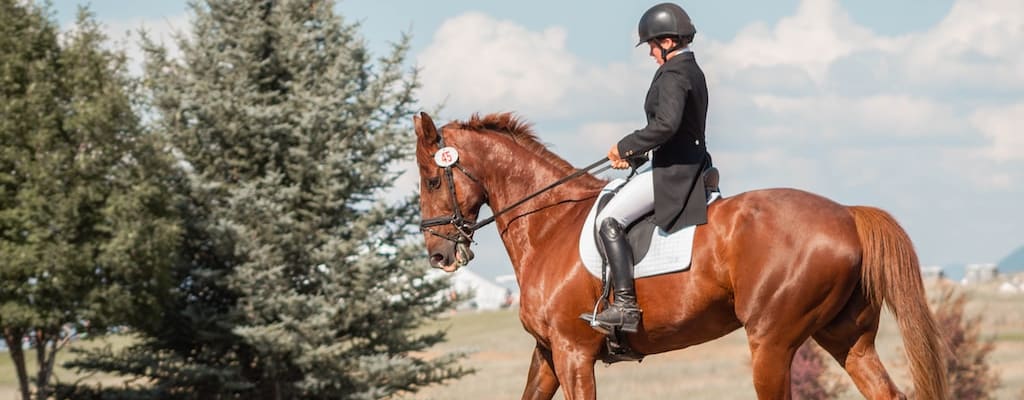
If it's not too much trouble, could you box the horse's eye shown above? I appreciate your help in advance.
[426,177,441,191]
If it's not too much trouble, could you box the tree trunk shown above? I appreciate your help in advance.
[33,328,55,400]
[33,327,70,400]
[34,331,48,398]
[3,327,32,400]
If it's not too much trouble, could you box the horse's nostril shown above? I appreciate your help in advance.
[430,254,445,265]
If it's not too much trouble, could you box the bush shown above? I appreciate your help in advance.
[790,340,848,399]
[924,285,1000,400]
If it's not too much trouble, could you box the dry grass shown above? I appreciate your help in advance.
[410,283,1024,399]
[2,284,1019,399]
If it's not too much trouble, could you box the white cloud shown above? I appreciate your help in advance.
[970,103,1024,161]
[903,0,1024,90]
[417,12,576,118]
[703,0,902,85]
[418,12,655,121]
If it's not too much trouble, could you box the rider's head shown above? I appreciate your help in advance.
[637,3,696,65]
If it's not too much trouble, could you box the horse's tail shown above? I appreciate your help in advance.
[849,206,949,400]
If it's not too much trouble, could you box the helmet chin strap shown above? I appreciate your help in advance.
[655,39,684,63]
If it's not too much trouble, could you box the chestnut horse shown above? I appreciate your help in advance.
[413,112,947,400]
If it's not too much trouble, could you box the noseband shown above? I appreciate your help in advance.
[418,130,610,246]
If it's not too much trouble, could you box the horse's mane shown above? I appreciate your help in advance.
[446,113,577,174]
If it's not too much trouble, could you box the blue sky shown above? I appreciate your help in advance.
[54,0,1023,282]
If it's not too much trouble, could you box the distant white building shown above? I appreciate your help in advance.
[429,269,514,310]
[920,265,945,280]
[998,282,1021,294]
[962,263,999,285]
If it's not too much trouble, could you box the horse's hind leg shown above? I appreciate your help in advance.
[745,333,799,399]
[522,344,559,400]
[812,288,905,400]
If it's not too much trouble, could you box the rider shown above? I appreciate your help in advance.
[585,2,712,334]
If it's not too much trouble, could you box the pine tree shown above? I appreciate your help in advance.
[0,3,181,400]
[67,1,468,398]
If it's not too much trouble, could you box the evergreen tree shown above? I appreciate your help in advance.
[0,3,181,400]
[68,1,468,398]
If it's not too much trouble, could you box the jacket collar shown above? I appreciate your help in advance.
[653,51,695,79]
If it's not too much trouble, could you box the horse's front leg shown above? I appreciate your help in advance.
[550,340,599,400]
[522,344,559,400]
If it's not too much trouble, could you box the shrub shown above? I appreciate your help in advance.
[790,340,848,399]
[925,285,1000,400]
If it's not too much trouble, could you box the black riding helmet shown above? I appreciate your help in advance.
[636,3,696,46]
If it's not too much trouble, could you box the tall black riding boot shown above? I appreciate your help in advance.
[590,218,641,334]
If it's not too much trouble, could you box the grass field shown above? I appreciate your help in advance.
[410,284,1024,399]
[2,285,1021,399]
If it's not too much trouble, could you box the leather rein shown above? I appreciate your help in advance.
[419,130,609,245]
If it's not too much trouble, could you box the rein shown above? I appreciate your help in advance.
[419,130,609,244]
[473,157,609,231]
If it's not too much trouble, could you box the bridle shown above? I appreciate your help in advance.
[418,129,609,247]
[417,130,487,244]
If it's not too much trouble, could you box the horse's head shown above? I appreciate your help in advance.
[413,112,488,272]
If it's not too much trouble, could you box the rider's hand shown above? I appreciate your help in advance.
[608,145,630,169]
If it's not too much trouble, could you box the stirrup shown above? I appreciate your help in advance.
[579,313,616,335]
[582,306,641,334]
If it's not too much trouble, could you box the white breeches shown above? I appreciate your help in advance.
[595,170,654,227]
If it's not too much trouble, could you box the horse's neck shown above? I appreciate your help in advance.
[481,154,598,227]
[477,149,602,281]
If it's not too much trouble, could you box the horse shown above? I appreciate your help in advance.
[413,111,948,400]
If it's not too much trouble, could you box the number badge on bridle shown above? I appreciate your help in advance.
[434,147,459,167]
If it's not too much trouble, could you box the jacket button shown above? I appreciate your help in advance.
[695,140,700,145]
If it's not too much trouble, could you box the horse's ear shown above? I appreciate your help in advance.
[414,112,439,146]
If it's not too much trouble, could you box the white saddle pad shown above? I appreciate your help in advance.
[578,179,720,279]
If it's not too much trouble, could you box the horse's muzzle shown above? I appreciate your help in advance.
[429,241,474,272]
